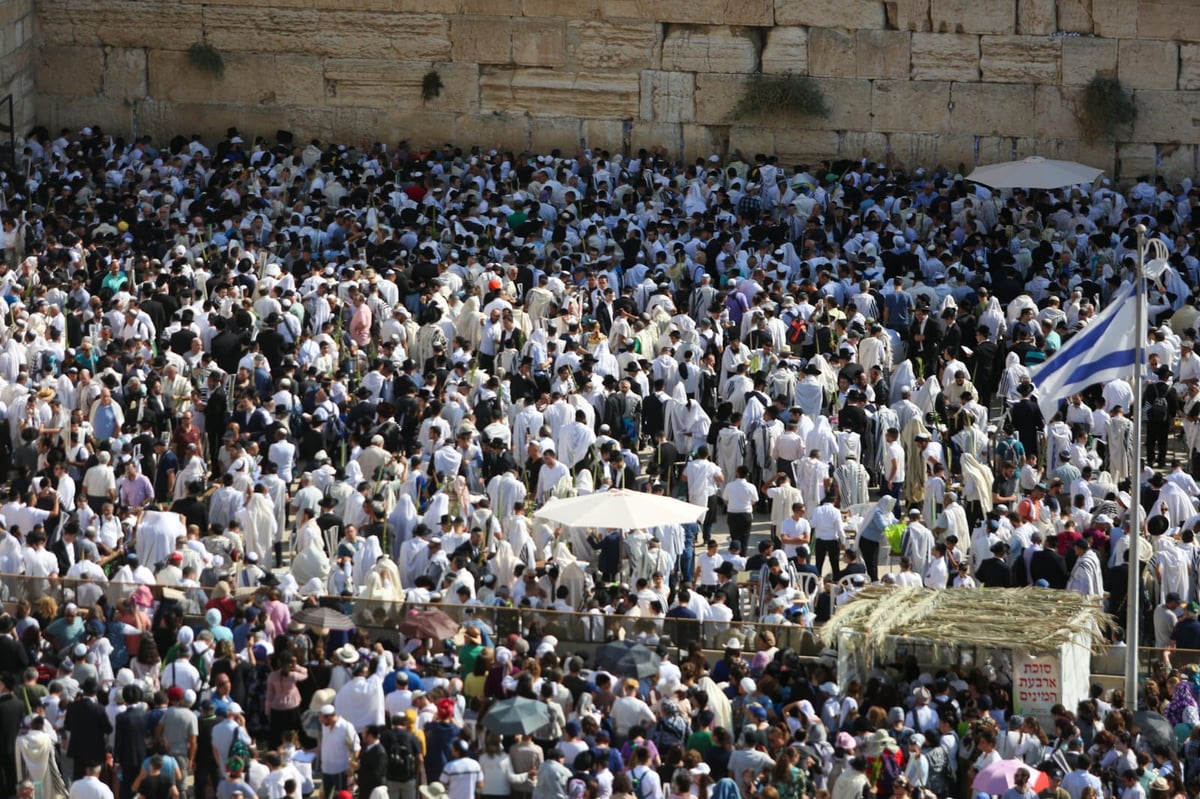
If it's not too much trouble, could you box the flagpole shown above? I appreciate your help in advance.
[1124,223,1147,705]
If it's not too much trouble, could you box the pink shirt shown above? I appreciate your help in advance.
[263,599,291,640]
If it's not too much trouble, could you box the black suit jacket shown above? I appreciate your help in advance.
[0,694,23,798]
[64,696,112,761]
[52,539,83,576]
[358,741,389,798]
[114,705,149,773]
[0,635,28,676]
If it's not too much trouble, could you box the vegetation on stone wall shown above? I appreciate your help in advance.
[187,42,224,78]
[728,73,829,123]
[422,70,443,101]
[1077,75,1136,142]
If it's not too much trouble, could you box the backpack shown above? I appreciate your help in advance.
[1150,390,1171,424]
[386,733,418,783]
[648,717,686,750]
[106,619,130,670]
[630,767,651,799]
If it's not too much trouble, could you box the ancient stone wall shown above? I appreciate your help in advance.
[27,0,1200,178]
[0,0,34,152]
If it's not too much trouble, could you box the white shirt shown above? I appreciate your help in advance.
[722,479,758,513]
[684,459,723,505]
[160,657,201,693]
[809,503,846,542]
[441,757,484,799]
[697,552,723,586]
[319,716,361,774]
[70,776,115,799]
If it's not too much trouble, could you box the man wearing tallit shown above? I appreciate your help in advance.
[832,453,870,508]
[237,485,279,565]
[1066,537,1105,596]
[1106,405,1135,486]
[793,450,829,511]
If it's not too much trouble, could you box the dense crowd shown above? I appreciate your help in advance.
[0,124,1199,799]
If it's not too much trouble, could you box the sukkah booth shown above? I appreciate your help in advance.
[821,587,1111,725]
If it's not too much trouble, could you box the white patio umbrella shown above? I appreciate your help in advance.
[966,156,1104,190]
[534,489,708,529]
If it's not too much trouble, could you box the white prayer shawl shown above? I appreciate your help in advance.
[953,424,988,465]
[768,484,804,531]
[940,503,971,553]
[901,417,932,503]
[902,522,935,576]
[872,407,900,477]
[716,426,747,483]
[1106,415,1135,485]
[136,511,187,567]
[422,492,450,530]
[388,494,419,560]
[238,493,278,563]
[671,396,710,454]
[794,456,829,510]
[291,540,331,587]
[1153,537,1190,603]
[353,534,384,590]
[835,431,862,468]
[890,360,918,405]
[698,675,732,732]
[655,522,686,566]
[961,454,995,515]
[492,539,517,589]
[913,376,941,417]
[807,416,838,465]
[262,473,289,535]
[793,377,825,419]
[1067,549,1105,595]
[17,729,67,799]
[553,542,592,609]
[1045,422,1072,475]
[456,297,484,351]
[980,297,1006,342]
[334,672,387,729]
[1152,481,1196,529]
[834,461,870,508]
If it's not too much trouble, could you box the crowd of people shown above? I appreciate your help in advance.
[0,124,1199,799]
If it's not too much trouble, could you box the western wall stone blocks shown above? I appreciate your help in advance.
[804,78,872,131]
[1061,37,1117,84]
[36,45,102,96]
[691,71,743,126]
[1016,0,1056,35]
[775,0,885,30]
[1138,1,1200,42]
[566,20,661,71]
[909,32,980,81]
[1089,0,1124,38]
[603,0,773,27]
[806,28,856,78]
[452,17,512,64]
[523,0,601,18]
[639,70,696,123]
[760,27,807,75]
[480,68,640,118]
[38,0,203,49]
[979,36,1060,84]
[930,0,1016,34]
[630,121,682,155]
[661,26,761,74]
[322,61,478,111]
[949,82,1036,137]
[582,119,626,150]
[1179,44,1200,90]
[1032,85,1082,138]
[855,30,911,79]
[530,116,584,153]
[871,80,951,133]
[1117,40,1179,90]
[885,0,932,32]
[1132,90,1200,142]
[453,112,532,151]
[727,125,777,158]
[102,47,148,101]
[774,130,841,163]
[204,8,321,55]
[1055,0,1093,34]
[512,19,566,67]
[310,13,451,61]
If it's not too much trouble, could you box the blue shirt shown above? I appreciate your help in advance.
[93,404,118,441]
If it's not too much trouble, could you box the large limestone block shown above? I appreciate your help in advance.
[37,95,133,138]
[454,112,531,151]
[1180,44,1200,90]
[910,33,980,81]
[631,121,683,156]
[452,16,513,64]
[462,0,521,14]
[1017,0,1056,35]
[480,68,640,118]
[692,71,743,125]
[149,50,323,106]
[775,0,886,29]
[980,36,1060,84]
[930,0,1016,34]
[1117,40,1178,90]
[775,131,841,163]
[311,13,451,61]
[761,27,807,75]
[583,119,627,150]
[1116,143,1158,180]
[872,80,951,133]
[37,45,102,96]
[640,70,695,123]
[1061,37,1117,84]
[102,47,148,101]
[888,132,978,171]
[513,19,566,67]
[205,8,322,55]
[1132,90,1200,142]
[1158,144,1197,180]
[1090,0,1123,38]
[682,123,728,161]
[311,0,462,11]
[523,0,601,18]
[323,61,479,111]
[1056,0,1092,33]
[856,30,910,79]
[727,126,777,159]
[1032,85,1081,138]
[885,0,932,32]
[805,77,872,131]
[662,26,761,74]
[602,0,773,26]
[530,117,582,153]
[1138,1,1200,42]
[38,0,202,49]
[949,83,1036,136]
[807,28,855,78]
[566,20,660,70]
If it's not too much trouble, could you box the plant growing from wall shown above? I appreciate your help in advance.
[1077,75,1136,142]
[422,70,444,102]
[188,42,225,78]
[728,73,829,123]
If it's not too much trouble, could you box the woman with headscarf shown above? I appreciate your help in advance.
[857,496,897,583]
[1166,675,1200,728]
